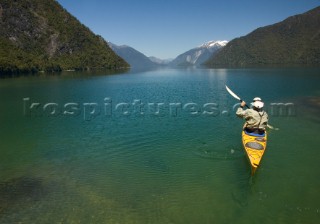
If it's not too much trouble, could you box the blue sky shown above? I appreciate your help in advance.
[56,0,319,59]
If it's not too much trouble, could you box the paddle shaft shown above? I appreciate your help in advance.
[239,99,250,109]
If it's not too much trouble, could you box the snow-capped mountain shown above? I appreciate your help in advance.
[199,40,228,49]
[170,40,228,66]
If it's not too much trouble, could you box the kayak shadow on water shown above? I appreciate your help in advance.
[192,140,265,209]
[231,174,260,208]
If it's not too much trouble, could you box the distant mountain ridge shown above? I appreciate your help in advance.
[205,6,320,67]
[108,42,159,68]
[148,56,172,65]
[170,40,228,66]
[0,0,128,76]
[108,40,229,69]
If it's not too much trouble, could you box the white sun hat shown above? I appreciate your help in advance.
[251,101,264,109]
[253,97,262,102]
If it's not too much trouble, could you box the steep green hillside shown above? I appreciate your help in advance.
[205,6,320,67]
[0,0,128,76]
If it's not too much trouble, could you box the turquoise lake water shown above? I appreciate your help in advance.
[0,68,320,223]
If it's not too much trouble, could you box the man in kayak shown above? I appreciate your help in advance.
[236,97,268,134]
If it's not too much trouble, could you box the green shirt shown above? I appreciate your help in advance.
[236,107,269,130]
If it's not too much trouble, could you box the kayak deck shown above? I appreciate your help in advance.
[242,129,267,175]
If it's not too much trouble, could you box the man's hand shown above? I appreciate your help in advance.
[240,101,246,107]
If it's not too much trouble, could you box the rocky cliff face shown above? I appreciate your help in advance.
[0,0,128,75]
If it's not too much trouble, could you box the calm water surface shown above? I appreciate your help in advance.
[0,68,319,223]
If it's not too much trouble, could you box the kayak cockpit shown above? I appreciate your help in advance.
[244,128,266,137]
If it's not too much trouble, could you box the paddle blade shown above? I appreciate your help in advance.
[225,85,241,101]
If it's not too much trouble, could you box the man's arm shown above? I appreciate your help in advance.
[236,101,247,118]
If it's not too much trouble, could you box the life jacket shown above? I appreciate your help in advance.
[245,109,268,130]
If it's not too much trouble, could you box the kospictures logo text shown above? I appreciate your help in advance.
[23,98,296,121]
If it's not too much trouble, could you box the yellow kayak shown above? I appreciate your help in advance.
[242,128,267,175]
